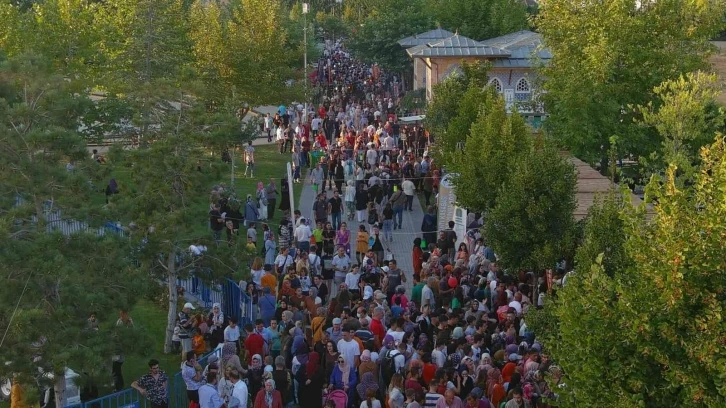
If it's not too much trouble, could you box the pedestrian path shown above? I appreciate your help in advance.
[297,172,426,293]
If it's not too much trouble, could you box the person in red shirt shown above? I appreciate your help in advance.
[243,323,265,364]
[422,353,437,385]
[412,239,424,279]
[316,133,328,149]
[369,305,386,347]
[404,366,424,393]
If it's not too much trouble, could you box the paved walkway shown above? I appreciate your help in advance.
[297,171,426,293]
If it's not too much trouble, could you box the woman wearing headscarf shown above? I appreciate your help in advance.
[356,372,379,403]
[357,350,377,379]
[328,354,357,404]
[245,194,260,227]
[248,354,265,401]
[221,342,244,374]
[208,303,225,349]
[257,182,268,221]
[501,359,516,384]
[253,378,283,408]
[296,345,323,408]
[486,367,506,408]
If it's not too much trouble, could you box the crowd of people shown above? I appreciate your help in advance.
[154,40,563,408]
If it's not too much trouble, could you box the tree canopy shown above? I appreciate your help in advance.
[537,0,725,170]
[0,55,151,408]
[528,136,726,406]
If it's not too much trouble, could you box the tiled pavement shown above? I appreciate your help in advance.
[297,171,425,294]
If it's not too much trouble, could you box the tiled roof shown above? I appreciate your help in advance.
[398,28,456,48]
[406,34,511,58]
[479,30,552,68]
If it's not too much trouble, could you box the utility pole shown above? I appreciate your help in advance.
[303,3,309,124]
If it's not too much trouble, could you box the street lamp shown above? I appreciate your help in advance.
[302,3,309,124]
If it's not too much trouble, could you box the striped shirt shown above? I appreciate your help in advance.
[425,393,443,408]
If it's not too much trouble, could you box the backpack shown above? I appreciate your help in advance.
[368,209,378,225]
[381,349,402,383]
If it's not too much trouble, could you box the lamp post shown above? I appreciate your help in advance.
[303,3,309,124]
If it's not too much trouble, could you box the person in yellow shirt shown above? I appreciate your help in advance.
[261,265,278,296]
[356,224,370,265]
[192,328,206,356]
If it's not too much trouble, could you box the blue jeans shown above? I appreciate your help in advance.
[406,195,414,211]
[297,241,310,253]
[393,206,403,228]
[382,219,393,241]
[331,212,342,230]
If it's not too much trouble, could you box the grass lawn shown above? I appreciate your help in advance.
[0,145,300,408]
[121,299,183,388]
[96,144,302,245]
[88,144,301,402]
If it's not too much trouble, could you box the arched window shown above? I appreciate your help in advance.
[488,78,503,93]
[515,77,531,93]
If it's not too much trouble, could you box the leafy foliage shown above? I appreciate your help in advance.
[634,72,724,184]
[426,0,528,41]
[573,192,629,278]
[537,0,725,168]
[534,137,726,406]
[484,143,577,271]
[0,56,151,407]
[449,92,532,212]
[347,0,435,73]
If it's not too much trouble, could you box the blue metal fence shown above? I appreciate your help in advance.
[66,349,222,408]
[170,348,223,408]
[176,274,224,310]
[221,278,253,327]
[14,196,126,238]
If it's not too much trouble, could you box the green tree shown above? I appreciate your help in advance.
[189,0,301,105]
[425,61,490,154]
[0,55,150,408]
[449,92,532,212]
[537,136,726,406]
[635,72,724,183]
[573,192,629,278]
[347,0,434,73]
[537,0,725,169]
[427,0,528,41]
[427,61,531,212]
[484,143,577,271]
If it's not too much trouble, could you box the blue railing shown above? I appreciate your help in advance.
[13,196,126,238]
[170,348,223,408]
[66,348,222,408]
[176,273,224,309]
[221,278,253,327]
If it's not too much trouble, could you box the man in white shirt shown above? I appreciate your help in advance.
[243,141,255,178]
[382,133,395,158]
[331,247,350,297]
[224,317,241,345]
[508,292,523,316]
[421,277,435,312]
[311,116,321,133]
[294,218,312,253]
[344,266,361,296]
[432,342,447,368]
[337,328,361,367]
[366,145,378,167]
[274,247,294,276]
[401,177,416,211]
[229,370,248,408]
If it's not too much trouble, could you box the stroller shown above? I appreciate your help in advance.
[324,389,348,408]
